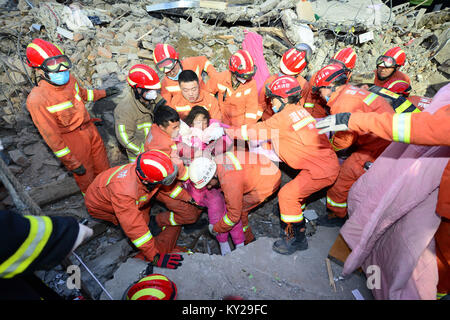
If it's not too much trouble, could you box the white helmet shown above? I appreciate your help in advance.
[189,157,217,189]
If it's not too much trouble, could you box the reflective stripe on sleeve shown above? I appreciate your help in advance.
[47,101,73,113]
[304,103,314,108]
[241,124,249,141]
[225,152,242,170]
[179,170,189,181]
[0,216,53,278]
[245,113,257,119]
[169,211,178,226]
[169,186,183,199]
[132,231,153,248]
[392,113,412,144]
[87,89,94,102]
[118,125,141,153]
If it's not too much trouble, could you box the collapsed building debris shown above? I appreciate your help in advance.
[0,0,448,300]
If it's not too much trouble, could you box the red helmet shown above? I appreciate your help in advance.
[228,49,257,80]
[386,80,411,97]
[279,48,308,76]
[153,43,179,73]
[126,274,177,300]
[330,47,357,70]
[135,150,177,185]
[26,38,71,72]
[313,64,349,92]
[127,64,161,89]
[266,75,302,99]
[377,47,406,67]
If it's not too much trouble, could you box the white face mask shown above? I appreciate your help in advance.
[143,90,158,101]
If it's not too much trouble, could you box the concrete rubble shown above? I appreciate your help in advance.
[0,0,449,300]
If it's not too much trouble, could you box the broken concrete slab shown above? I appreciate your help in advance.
[102,232,373,300]
[312,0,394,28]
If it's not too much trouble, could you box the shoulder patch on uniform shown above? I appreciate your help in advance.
[117,169,129,178]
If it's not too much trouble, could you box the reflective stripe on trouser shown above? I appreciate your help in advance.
[155,192,202,227]
[326,151,377,218]
[279,169,338,221]
[0,216,52,278]
[62,122,110,194]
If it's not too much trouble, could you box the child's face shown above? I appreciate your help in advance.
[192,114,208,130]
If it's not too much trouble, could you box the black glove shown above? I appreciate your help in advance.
[72,164,86,175]
[315,112,351,135]
[152,253,183,269]
[105,87,120,96]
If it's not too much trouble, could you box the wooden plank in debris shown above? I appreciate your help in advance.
[28,176,81,207]
[328,233,363,274]
[0,154,42,215]
[325,258,337,292]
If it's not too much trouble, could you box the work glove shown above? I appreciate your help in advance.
[152,253,183,269]
[208,224,218,237]
[72,164,86,175]
[315,112,351,135]
[105,87,120,96]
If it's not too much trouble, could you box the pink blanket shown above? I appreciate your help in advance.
[242,30,271,95]
[341,84,450,299]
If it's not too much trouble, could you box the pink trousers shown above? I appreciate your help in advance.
[184,180,245,245]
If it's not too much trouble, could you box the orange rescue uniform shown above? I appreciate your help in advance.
[144,125,202,227]
[84,163,181,260]
[168,89,222,121]
[207,70,262,127]
[258,74,311,120]
[26,74,110,194]
[161,56,217,106]
[213,150,281,244]
[347,105,450,297]
[303,72,328,119]
[226,103,339,225]
[374,69,411,93]
[326,85,394,217]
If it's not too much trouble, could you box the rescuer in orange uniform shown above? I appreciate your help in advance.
[259,45,312,120]
[383,80,432,111]
[302,47,358,119]
[313,64,394,226]
[153,43,217,105]
[373,47,411,95]
[316,102,450,300]
[188,151,281,245]
[169,70,222,121]
[144,105,203,229]
[25,38,118,194]
[226,75,340,254]
[207,49,262,127]
[84,150,184,268]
